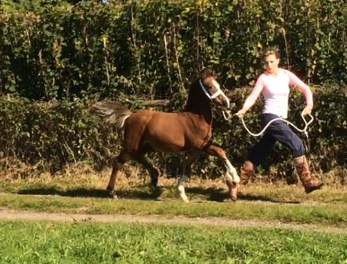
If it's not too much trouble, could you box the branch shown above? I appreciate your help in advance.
[141,99,170,107]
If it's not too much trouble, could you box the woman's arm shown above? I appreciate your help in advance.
[286,70,313,106]
[241,75,265,111]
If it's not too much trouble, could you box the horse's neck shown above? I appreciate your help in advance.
[185,99,213,125]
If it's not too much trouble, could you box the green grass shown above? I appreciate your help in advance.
[0,175,346,263]
[2,175,347,204]
[0,220,346,264]
[1,176,347,228]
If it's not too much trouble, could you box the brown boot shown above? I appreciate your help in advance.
[240,160,254,185]
[294,155,323,194]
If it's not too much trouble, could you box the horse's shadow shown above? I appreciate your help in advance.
[16,186,163,200]
[16,185,299,204]
[17,188,108,198]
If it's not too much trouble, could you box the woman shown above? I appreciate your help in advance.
[234,48,323,200]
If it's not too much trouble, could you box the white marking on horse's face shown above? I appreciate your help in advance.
[199,77,230,108]
[211,79,230,108]
[212,79,221,91]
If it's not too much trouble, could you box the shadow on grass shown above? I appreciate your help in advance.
[184,187,301,204]
[17,188,108,198]
[15,184,300,204]
[16,186,164,200]
[237,193,300,204]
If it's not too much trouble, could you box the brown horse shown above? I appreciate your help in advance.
[91,69,240,202]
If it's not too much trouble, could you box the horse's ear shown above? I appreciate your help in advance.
[201,68,215,79]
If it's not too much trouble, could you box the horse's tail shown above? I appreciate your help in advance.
[91,101,132,130]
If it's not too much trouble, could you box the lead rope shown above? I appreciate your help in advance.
[223,109,313,137]
[222,109,314,163]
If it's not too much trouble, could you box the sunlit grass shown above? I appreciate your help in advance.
[0,220,346,264]
[1,171,347,228]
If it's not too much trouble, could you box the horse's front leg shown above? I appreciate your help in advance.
[178,151,201,202]
[206,145,240,201]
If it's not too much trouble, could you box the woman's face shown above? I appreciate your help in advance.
[264,54,280,73]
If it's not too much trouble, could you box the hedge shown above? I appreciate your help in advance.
[0,0,346,182]
[0,83,346,182]
[0,0,346,100]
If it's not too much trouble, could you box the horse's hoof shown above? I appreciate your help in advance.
[179,193,190,203]
[108,190,117,199]
[178,185,189,201]
[230,182,239,202]
[229,190,237,202]
[179,192,189,203]
[151,177,158,190]
[149,183,157,192]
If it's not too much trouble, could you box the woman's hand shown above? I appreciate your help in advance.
[236,108,247,118]
[303,104,313,116]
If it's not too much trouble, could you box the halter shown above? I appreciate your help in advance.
[199,79,230,108]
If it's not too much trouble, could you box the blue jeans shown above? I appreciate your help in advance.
[246,113,305,166]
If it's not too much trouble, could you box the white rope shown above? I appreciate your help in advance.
[222,109,314,138]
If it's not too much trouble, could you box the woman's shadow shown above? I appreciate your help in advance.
[16,184,300,204]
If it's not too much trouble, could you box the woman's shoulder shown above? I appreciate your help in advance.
[281,68,296,77]
[254,72,270,87]
[258,71,270,79]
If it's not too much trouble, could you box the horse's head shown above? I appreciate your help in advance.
[198,68,230,108]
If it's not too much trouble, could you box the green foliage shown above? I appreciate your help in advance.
[0,0,346,181]
[0,96,120,173]
[0,84,346,182]
[1,0,347,100]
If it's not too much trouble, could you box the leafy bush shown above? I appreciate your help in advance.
[0,0,346,182]
[1,0,346,101]
[0,83,346,182]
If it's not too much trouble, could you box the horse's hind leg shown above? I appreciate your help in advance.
[134,144,158,190]
[134,152,159,191]
[178,151,201,202]
[107,150,131,199]
[206,145,240,201]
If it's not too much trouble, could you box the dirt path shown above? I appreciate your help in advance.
[0,208,345,235]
